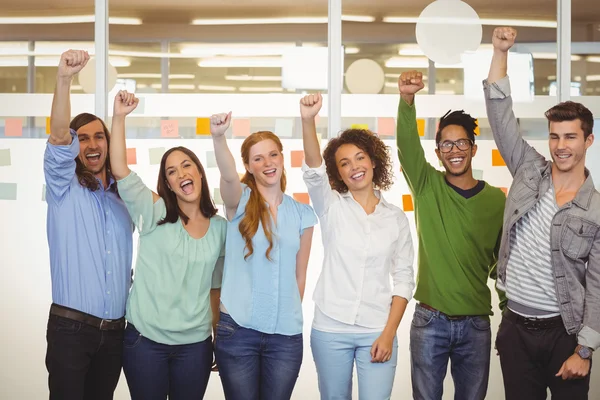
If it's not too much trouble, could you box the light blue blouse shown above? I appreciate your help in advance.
[220,184,317,335]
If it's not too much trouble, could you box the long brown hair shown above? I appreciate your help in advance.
[156,146,217,225]
[70,113,113,192]
[239,131,287,261]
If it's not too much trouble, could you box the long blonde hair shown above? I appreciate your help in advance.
[239,131,287,261]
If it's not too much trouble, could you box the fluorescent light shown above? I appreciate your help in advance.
[547,75,557,80]
[238,87,284,92]
[117,73,195,79]
[532,52,581,61]
[345,47,360,54]
[150,83,196,90]
[180,43,294,57]
[71,85,83,90]
[586,75,600,81]
[198,57,282,68]
[197,85,237,91]
[0,15,141,25]
[191,15,373,25]
[385,57,462,69]
[342,15,375,22]
[382,16,556,28]
[398,45,424,56]
[586,56,600,63]
[0,56,130,67]
[225,75,282,81]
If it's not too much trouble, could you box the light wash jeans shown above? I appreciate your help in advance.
[310,328,398,400]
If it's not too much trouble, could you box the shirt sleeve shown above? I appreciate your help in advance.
[390,211,416,302]
[298,202,318,235]
[43,129,78,204]
[116,170,164,236]
[301,159,339,218]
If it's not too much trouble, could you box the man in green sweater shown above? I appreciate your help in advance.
[396,71,506,400]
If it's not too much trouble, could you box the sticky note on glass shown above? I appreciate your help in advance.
[126,148,137,165]
[291,150,304,168]
[417,119,425,137]
[377,118,395,137]
[213,188,223,205]
[402,194,414,212]
[196,118,211,135]
[206,151,217,168]
[474,119,480,136]
[0,182,17,200]
[293,193,310,205]
[500,187,508,197]
[351,124,369,130]
[42,183,46,201]
[275,118,294,138]
[492,149,506,166]
[161,120,179,138]
[149,147,166,165]
[233,119,251,137]
[0,149,11,166]
[132,97,145,115]
[46,117,51,134]
[5,119,23,137]
[473,169,484,180]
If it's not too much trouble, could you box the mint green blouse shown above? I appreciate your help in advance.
[118,171,226,345]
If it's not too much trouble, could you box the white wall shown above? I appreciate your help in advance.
[0,137,599,400]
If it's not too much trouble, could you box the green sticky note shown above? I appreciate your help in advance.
[473,169,484,180]
[213,188,223,205]
[149,147,166,165]
[275,118,294,138]
[206,151,217,168]
[0,149,11,166]
[0,182,17,200]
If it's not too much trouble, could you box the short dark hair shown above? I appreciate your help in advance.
[545,101,594,140]
[323,129,394,193]
[70,113,113,192]
[435,110,478,145]
[156,146,217,226]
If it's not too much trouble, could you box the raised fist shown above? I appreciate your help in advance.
[58,50,90,80]
[398,71,425,95]
[300,93,323,120]
[113,90,139,117]
[492,27,517,53]
[210,112,232,138]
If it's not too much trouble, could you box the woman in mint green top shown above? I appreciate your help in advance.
[109,91,225,400]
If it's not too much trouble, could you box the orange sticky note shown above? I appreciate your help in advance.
[161,120,179,138]
[293,193,310,205]
[492,149,506,166]
[474,119,480,136]
[500,187,508,197]
[291,150,304,168]
[5,119,23,137]
[46,117,51,134]
[233,119,251,137]
[417,119,425,137]
[402,194,414,212]
[126,148,137,165]
[377,117,395,137]
[196,118,211,135]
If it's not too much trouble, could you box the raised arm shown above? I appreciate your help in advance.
[110,91,139,181]
[295,227,314,301]
[300,93,323,167]
[210,112,242,220]
[485,27,544,176]
[49,50,89,146]
[396,71,435,195]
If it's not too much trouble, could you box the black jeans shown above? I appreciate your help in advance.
[496,309,591,400]
[45,314,124,400]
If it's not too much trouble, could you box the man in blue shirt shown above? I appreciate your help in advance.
[44,49,133,400]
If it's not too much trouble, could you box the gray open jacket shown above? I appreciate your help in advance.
[483,76,600,351]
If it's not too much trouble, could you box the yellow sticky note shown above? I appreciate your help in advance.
[492,149,506,167]
[417,119,425,137]
[196,118,211,135]
[46,117,51,135]
[351,124,369,130]
[474,119,480,136]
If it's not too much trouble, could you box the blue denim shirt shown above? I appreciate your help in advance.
[44,130,133,319]
[220,184,317,335]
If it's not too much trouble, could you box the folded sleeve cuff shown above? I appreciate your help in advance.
[578,325,600,351]
[392,284,414,303]
[482,75,512,99]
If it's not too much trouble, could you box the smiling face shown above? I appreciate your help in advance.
[164,150,203,204]
[76,119,108,178]
[435,124,477,177]
[245,139,284,188]
[548,119,594,174]
[334,143,375,192]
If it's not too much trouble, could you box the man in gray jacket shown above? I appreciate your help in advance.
[484,26,599,400]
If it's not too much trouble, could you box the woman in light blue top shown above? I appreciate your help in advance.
[109,91,226,400]
[209,111,317,400]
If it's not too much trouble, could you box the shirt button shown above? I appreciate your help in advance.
[107,291,111,295]
[107,230,111,234]
[105,311,108,315]
[105,211,109,215]
[107,250,111,254]
[107,271,111,275]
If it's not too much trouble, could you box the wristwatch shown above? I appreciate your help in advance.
[576,345,593,360]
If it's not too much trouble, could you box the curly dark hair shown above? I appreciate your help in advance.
[323,129,394,193]
[435,110,478,145]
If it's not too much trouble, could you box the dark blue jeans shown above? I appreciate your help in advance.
[122,323,213,400]
[214,312,303,400]
[410,304,491,400]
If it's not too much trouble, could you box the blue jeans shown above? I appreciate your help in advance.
[410,304,491,400]
[214,312,303,400]
[310,328,398,400]
[122,323,213,400]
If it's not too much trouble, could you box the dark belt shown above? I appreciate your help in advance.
[50,303,125,331]
[419,303,470,320]
[503,308,564,331]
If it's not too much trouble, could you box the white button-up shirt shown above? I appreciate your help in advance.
[302,160,415,329]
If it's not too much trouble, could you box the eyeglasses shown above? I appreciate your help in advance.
[438,139,473,153]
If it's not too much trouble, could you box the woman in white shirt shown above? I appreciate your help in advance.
[300,94,415,400]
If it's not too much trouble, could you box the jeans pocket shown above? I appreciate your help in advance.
[411,307,435,328]
[216,320,237,340]
[123,323,142,349]
[470,316,491,331]
[49,316,82,335]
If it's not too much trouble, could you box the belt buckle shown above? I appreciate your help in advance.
[99,319,112,330]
